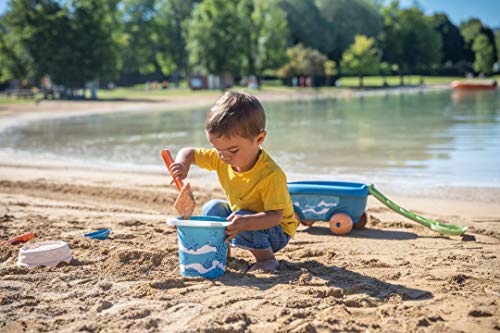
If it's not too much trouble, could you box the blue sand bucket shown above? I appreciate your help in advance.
[166,216,231,279]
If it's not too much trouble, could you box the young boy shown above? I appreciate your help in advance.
[170,91,298,273]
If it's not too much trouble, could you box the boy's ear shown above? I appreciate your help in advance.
[256,130,267,145]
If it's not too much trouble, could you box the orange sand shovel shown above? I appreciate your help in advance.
[161,149,196,219]
[0,232,35,247]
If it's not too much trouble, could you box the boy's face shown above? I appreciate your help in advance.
[207,131,266,172]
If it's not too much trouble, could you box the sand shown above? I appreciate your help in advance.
[1,88,499,332]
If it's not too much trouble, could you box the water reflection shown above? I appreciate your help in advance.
[0,90,498,187]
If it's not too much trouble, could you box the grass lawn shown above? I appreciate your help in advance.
[83,81,309,99]
[0,93,41,104]
[97,85,221,100]
[1,75,498,105]
[339,75,449,87]
[337,75,500,87]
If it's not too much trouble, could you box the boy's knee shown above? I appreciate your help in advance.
[204,199,227,206]
[202,199,231,217]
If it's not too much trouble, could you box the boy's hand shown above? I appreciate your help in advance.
[169,162,189,182]
[224,214,248,243]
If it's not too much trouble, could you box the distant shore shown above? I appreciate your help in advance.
[0,83,450,119]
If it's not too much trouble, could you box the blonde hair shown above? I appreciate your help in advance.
[205,91,265,138]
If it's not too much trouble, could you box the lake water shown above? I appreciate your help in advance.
[1,89,499,190]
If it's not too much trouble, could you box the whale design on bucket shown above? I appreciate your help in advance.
[178,243,217,254]
[180,260,226,274]
[167,216,231,279]
[293,195,340,220]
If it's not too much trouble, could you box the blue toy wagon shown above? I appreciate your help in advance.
[288,181,468,237]
[287,181,370,235]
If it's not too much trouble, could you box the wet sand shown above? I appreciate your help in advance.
[1,88,499,332]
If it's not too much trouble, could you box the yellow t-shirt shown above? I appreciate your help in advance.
[194,147,298,237]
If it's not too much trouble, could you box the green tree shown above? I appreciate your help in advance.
[459,18,483,44]
[249,0,290,76]
[459,18,482,64]
[3,0,121,93]
[135,0,199,84]
[381,1,441,84]
[120,0,163,79]
[459,18,498,65]
[236,0,256,76]
[496,30,500,63]
[340,35,381,88]
[472,33,495,75]
[315,0,382,61]
[324,60,337,85]
[324,60,337,76]
[379,62,391,86]
[0,18,34,82]
[71,0,122,88]
[432,13,466,66]
[156,0,197,85]
[4,0,74,85]
[277,44,327,79]
[185,0,245,86]
[279,0,334,57]
[236,0,289,77]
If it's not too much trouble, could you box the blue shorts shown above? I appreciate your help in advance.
[202,199,290,253]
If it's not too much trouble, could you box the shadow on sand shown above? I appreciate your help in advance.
[219,258,432,302]
[299,224,418,240]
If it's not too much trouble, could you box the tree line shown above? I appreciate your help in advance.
[0,0,499,90]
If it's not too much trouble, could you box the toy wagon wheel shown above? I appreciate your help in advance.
[294,212,315,227]
[329,213,353,235]
[353,212,369,229]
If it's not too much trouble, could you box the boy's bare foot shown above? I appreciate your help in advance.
[247,259,279,273]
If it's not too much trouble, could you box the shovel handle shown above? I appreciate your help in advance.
[161,149,183,191]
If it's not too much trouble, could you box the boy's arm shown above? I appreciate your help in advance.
[171,147,221,180]
[225,209,283,243]
[170,147,195,181]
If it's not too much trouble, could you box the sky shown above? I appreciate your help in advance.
[0,0,499,29]
[388,0,500,28]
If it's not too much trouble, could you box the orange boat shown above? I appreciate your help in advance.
[450,80,497,90]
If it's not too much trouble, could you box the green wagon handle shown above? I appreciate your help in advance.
[368,184,467,237]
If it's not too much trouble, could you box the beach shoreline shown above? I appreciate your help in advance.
[1,85,499,332]
[0,84,450,126]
